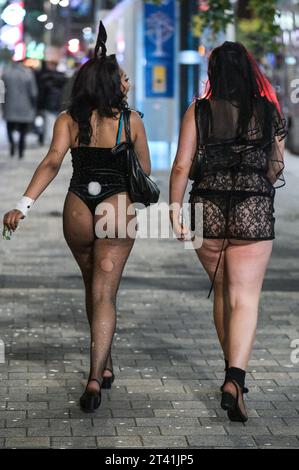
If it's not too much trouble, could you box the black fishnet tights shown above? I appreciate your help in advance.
[63,191,137,394]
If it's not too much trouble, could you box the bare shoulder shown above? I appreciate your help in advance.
[55,111,72,126]
[129,110,145,141]
[184,101,196,121]
[180,102,200,135]
[130,109,144,126]
[54,111,75,135]
[188,101,196,111]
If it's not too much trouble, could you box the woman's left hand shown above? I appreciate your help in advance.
[170,218,192,242]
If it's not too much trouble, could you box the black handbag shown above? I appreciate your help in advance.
[123,109,160,207]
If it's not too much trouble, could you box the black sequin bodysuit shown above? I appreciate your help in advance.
[188,98,288,298]
[68,112,129,214]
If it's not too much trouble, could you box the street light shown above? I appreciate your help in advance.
[1,3,26,26]
[82,27,92,35]
[83,27,93,41]
[68,38,80,54]
[59,0,69,7]
[45,22,54,30]
[37,14,48,22]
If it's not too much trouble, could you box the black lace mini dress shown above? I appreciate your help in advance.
[188,97,288,297]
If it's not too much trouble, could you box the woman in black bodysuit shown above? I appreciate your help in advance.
[3,22,151,412]
[169,42,287,422]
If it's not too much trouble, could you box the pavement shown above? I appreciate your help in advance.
[0,138,299,449]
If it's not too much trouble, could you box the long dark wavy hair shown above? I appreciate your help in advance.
[68,54,127,145]
[202,41,282,138]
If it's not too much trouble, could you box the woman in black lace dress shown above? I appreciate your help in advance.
[169,42,287,422]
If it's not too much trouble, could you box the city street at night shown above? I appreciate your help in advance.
[0,0,299,454]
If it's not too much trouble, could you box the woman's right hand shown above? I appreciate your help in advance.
[3,209,24,231]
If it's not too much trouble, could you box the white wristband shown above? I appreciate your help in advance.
[15,196,35,217]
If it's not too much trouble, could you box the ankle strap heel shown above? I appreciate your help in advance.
[221,368,248,423]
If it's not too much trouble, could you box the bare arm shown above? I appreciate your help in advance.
[131,111,151,175]
[21,112,71,199]
[169,102,197,234]
[3,112,71,230]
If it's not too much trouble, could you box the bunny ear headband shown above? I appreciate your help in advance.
[94,20,107,58]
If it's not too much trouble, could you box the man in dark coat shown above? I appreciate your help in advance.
[2,60,38,158]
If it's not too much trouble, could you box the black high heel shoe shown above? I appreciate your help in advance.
[101,367,115,389]
[80,378,102,413]
[221,367,248,423]
[221,379,248,423]
[220,360,249,394]
[220,367,248,423]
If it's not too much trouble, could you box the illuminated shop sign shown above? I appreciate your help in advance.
[26,41,45,60]
[1,3,26,26]
[144,0,175,98]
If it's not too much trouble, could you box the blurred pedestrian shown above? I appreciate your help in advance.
[2,59,38,158]
[37,60,67,144]
[170,41,288,423]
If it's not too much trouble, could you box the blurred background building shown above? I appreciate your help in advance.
[0,0,298,166]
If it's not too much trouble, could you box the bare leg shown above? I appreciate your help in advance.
[225,239,273,370]
[222,239,273,415]
[195,239,230,359]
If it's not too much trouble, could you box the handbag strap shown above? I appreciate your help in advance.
[195,98,210,147]
[194,99,201,148]
[116,111,124,145]
[123,108,145,144]
[123,108,132,144]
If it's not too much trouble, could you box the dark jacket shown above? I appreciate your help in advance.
[38,69,67,113]
[2,62,38,123]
